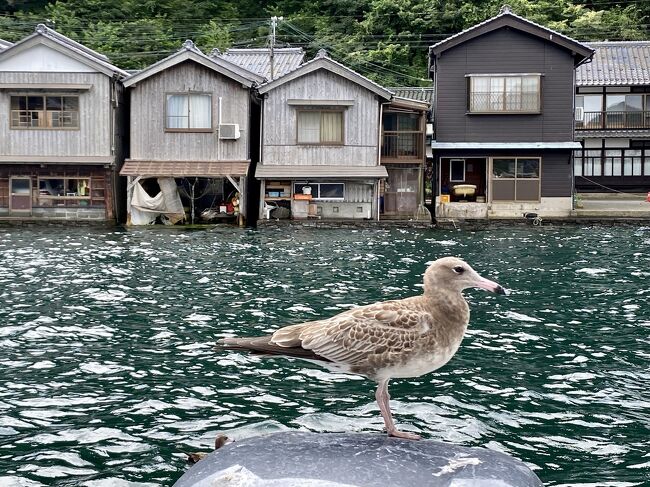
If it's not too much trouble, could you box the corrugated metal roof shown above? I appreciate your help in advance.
[431,142,582,149]
[255,165,388,179]
[217,48,305,79]
[575,129,650,139]
[577,42,650,86]
[388,87,434,104]
[120,160,249,177]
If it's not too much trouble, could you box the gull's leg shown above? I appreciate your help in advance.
[375,379,421,440]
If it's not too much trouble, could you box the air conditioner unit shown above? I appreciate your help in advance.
[219,123,240,140]
[574,107,584,122]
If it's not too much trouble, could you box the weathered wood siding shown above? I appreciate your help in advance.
[129,61,251,162]
[0,72,113,157]
[434,28,576,142]
[262,69,380,166]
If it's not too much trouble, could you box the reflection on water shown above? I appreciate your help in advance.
[0,225,649,486]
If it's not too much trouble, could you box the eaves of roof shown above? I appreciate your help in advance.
[430,8,593,66]
[257,51,393,100]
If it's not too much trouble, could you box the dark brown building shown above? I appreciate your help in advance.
[429,6,593,220]
[574,41,650,193]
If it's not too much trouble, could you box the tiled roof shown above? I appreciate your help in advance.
[388,87,433,104]
[575,129,650,139]
[121,160,250,177]
[577,42,650,86]
[216,47,305,79]
[256,165,388,179]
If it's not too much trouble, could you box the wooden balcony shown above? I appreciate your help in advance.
[576,110,650,130]
[381,132,424,161]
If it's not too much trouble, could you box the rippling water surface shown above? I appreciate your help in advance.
[0,225,648,486]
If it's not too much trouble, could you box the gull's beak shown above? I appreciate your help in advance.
[475,276,508,295]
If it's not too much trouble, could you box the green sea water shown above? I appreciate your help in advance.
[0,225,648,486]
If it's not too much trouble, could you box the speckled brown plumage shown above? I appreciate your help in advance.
[218,256,506,440]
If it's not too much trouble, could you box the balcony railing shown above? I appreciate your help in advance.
[381,132,423,160]
[576,110,650,130]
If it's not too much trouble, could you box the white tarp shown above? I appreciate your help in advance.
[130,178,185,225]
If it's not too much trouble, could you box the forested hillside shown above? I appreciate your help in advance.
[1,0,648,85]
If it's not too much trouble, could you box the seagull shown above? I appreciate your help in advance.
[217,257,507,440]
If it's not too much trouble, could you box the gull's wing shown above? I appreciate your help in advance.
[270,301,435,370]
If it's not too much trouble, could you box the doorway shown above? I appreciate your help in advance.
[10,177,32,215]
[439,158,487,202]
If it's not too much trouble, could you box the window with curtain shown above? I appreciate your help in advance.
[165,93,212,131]
[469,75,541,113]
[297,110,343,144]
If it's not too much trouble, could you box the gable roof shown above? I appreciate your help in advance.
[123,40,265,88]
[215,47,305,80]
[430,6,594,66]
[0,24,127,77]
[577,41,650,86]
[257,50,393,100]
[0,39,13,51]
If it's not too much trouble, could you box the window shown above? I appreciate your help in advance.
[38,177,90,207]
[469,75,540,113]
[10,95,79,129]
[491,157,540,201]
[449,159,466,181]
[575,147,646,177]
[605,94,645,129]
[382,112,423,159]
[294,182,345,200]
[297,110,343,144]
[575,94,603,129]
[165,93,212,131]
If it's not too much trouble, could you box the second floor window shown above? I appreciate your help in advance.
[10,95,79,129]
[297,110,343,144]
[382,112,423,159]
[575,93,650,129]
[165,93,212,131]
[469,75,541,113]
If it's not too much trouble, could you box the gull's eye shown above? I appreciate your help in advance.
[452,266,465,274]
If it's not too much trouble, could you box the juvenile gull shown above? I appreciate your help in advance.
[218,257,506,440]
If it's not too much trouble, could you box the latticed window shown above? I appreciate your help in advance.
[468,75,541,113]
[10,95,79,128]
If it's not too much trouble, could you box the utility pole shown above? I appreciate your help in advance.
[269,16,283,80]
